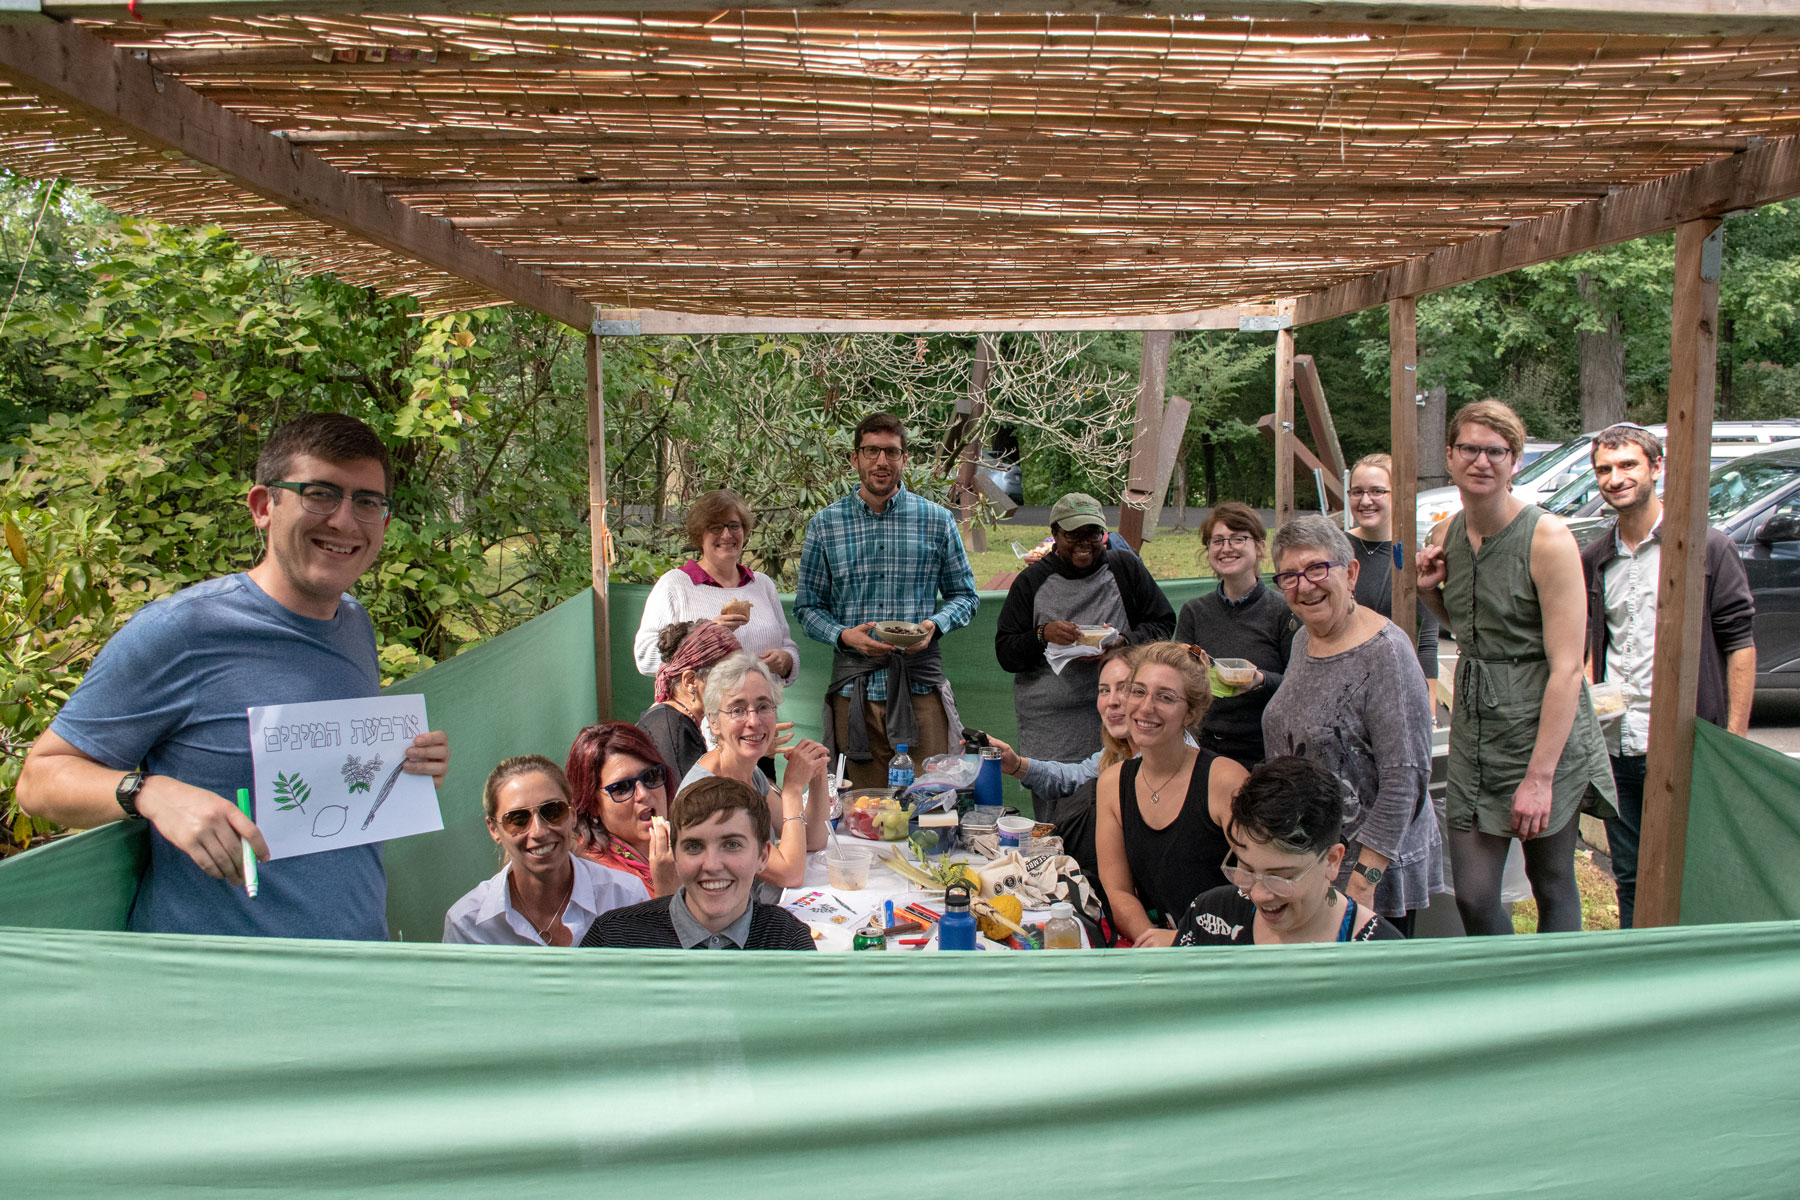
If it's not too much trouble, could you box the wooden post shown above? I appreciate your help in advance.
[1119,330,1171,549]
[1389,296,1419,647]
[1273,325,1297,527]
[1636,218,1723,929]
[586,333,612,721]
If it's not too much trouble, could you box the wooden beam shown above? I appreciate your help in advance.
[1292,136,1800,327]
[1388,297,1420,649]
[1144,396,1193,537]
[953,337,991,552]
[1119,331,1171,550]
[1273,326,1297,529]
[586,334,612,722]
[1256,413,1340,505]
[0,19,595,331]
[593,307,1282,336]
[1637,219,1724,929]
[37,1,1800,37]
[1293,355,1346,483]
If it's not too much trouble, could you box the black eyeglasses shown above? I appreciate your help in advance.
[495,799,572,832]
[268,481,392,523]
[1271,561,1345,591]
[1055,525,1106,544]
[1348,487,1391,499]
[601,764,667,803]
[1451,443,1513,465]
[856,445,905,461]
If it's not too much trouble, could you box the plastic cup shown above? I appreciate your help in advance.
[827,847,872,890]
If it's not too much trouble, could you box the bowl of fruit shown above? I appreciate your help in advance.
[841,791,916,842]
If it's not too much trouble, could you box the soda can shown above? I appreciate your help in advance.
[852,926,886,951]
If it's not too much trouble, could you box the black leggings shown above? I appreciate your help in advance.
[1449,813,1582,936]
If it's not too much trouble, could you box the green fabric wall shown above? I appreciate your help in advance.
[1681,718,1800,923]
[7,921,1800,1197]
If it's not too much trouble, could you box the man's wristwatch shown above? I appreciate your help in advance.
[1350,861,1384,886]
[115,771,147,820]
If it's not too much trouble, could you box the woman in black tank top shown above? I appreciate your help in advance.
[1096,644,1250,947]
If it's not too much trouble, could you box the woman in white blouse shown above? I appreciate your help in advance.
[633,489,800,685]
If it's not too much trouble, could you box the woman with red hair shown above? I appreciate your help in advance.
[566,722,680,897]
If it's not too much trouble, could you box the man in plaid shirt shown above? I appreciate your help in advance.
[797,413,980,789]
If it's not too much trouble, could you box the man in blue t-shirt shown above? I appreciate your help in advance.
[17,413,451,938]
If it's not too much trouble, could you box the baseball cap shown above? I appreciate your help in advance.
[1049,493,1107,532]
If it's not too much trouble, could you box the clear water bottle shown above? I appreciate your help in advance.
[888,743,914,791]
[938,883,977,951]
[1044,901,1081,949]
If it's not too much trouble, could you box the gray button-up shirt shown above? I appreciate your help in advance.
[1601,517,1662,756]
[666,886,756,949]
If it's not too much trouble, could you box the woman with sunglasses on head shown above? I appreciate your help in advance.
[1173,502,1298,769]
[1346,452,1440,682]
[566,722,682,899]
[681,652,831,893]
[638,619,741,782]
[443,755,649,946]
[1173,756,1402,945]
[633,488,801,686]
[1262,514,1442,936]
[1096,642,1248,948]
[1416,400,1613,936]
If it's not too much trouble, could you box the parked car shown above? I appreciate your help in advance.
[1571,444,1800,691]
[1416,419,1800,543]
[976,454,1023,506]
[1545,436,1800,520]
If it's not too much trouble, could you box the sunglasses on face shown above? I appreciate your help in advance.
[601,764,667,803]
[496,799,572,832]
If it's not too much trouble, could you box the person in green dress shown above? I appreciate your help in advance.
[1417,401,1615,936]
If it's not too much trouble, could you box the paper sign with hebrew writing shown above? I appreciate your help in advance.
[247,694,442,861]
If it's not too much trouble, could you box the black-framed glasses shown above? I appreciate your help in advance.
[1270,560,1345,591]
[1221,848,1328,900]
[496,799,572,832]
[706,521,745,536]
[1055,525,1106,544]
[856,445,905,461]
[1451,443,1514,465]
[1208,533,1254,551]
[268,480,392,523]
[601,764,667,803]
[1348,487,1391,499]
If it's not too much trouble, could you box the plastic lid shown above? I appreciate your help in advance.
[1049,902,1075,918]
[896,744,909,752]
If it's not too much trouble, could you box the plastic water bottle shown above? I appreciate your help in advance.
[1044,902,1081,950]
[888,744,914,791]
[938,883,977,951]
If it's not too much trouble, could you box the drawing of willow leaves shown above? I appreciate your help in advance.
[273,772,311,813]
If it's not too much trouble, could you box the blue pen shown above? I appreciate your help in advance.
[885,900,895,930]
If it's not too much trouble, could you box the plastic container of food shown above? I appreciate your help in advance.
[915,811,960,857]
[1589,679,1627,720]
[1212,657,1257,687]
[1075,624,1115,648]
[842,792,914,841]
[996,814,1035,848]
[827,847,872,890]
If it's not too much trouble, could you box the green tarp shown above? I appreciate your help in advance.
[1681,718,1800,924]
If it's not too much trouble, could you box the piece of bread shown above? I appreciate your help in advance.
[719,598,753,618]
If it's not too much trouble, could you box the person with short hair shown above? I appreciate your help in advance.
[1417,400,1615,936]
[16,412,451,939]
[1262,514,1442,936]
[580,776,818,950]
[638,618,741,781]
[1581,423,1755,928]
[632,488,800,685]
[796,412,979,789]
[1173,756,1404,945]
[443,756,647,946]
[566,721,680,898]
[1173,501,1298,768]
[1346,451,1440,681]
[995,492,1174,817]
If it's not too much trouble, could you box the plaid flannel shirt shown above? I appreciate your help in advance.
[796,483,979,701]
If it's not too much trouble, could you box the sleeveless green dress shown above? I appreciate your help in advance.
[1443,505,1615,836]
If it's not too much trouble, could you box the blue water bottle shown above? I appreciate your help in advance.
[938,883,977,951]
[974,746,1003,808]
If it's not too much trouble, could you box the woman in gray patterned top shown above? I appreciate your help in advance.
[1261,514,1444,935]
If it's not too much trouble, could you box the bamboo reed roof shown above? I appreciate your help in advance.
[3,9,1799,319]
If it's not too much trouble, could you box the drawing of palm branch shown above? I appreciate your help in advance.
[273,772,311,813]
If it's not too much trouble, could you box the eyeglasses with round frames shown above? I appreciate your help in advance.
[720,701,778,722]
[1270,560,1346,591]
[496,799,572,832]
[1221,848,1328,900]
[600,765,667,803]
[1208,532,1254,551]
[1451,442,1514,465]
[268,480,391,523]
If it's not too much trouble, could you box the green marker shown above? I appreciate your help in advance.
[236,787,259,899]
